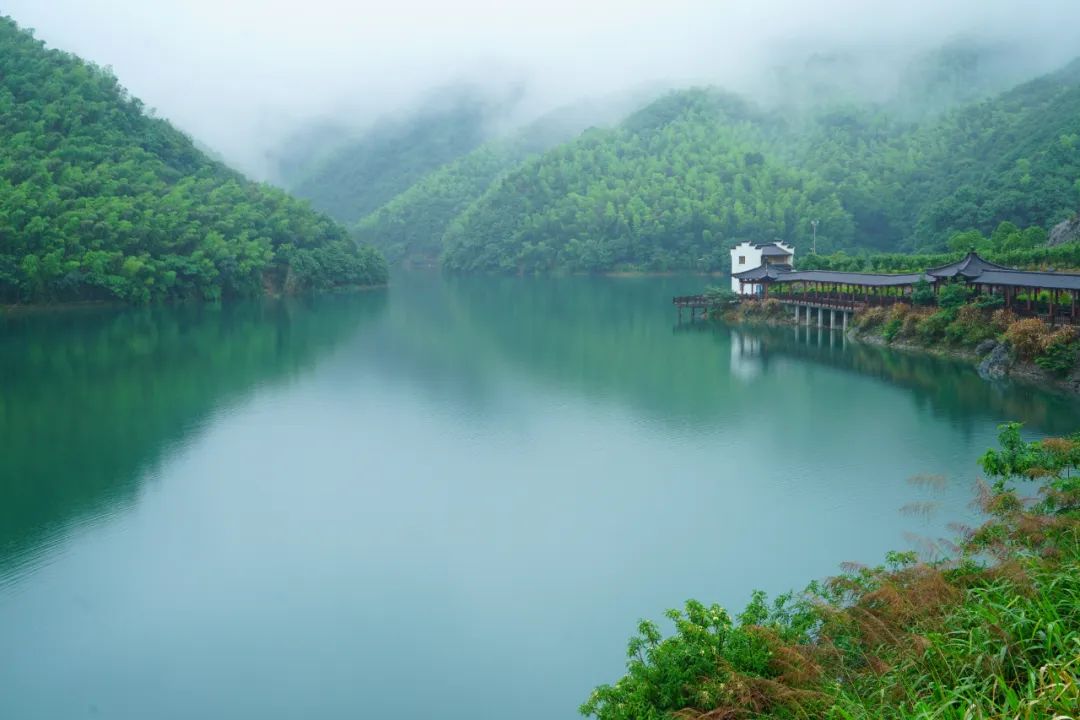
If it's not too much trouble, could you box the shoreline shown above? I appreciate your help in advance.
[0,283,389,317]
[720,307,1080,397]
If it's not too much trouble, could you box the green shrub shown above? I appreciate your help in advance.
[882,317,902,342]
[854,307,888,331]
[579,598,819,720]
[915,309,954,341]
[944,305,997,346]
[1036,330,1080,376]
[938,281,972,309]
[911,279,935,306]
[702,286,738,307]
[975,292,1005,309]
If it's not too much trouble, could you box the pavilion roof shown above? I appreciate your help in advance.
[777,270,928,287]
[926,252,1011,279]
[731,250,1080,291]
[732,263,792,281]
[973,269,1080,291]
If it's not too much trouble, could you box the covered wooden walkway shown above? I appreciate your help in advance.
[728,252,1080,327]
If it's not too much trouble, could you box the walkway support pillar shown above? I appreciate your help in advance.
[843,311,849,333]
[793,305,800,323]
[831,309,837,330]
[817,307,823,328]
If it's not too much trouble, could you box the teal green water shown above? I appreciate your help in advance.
[3,273,1080,719]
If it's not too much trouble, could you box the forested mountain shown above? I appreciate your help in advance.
[909,58,1080,241]
[352,55,1080,274]
[0,17,386,304]
[442,91,854,272]
[352,97,639,265]
[284,88,511,224]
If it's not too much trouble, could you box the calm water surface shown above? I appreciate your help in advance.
[3,273,1080,719]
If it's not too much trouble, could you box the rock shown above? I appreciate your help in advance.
[975,339,998,357]
[978,342,1011,380]
[1048,215,1080,247]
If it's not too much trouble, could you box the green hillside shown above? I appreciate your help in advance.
[910,59,1080,241]
[440,91,856,273]
[351,99,632,266]
[0,17,386,305]
[348,56,1080,274]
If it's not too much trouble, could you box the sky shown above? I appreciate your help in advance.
[6,0,1080,179]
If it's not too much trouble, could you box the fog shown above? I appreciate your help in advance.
[7,0,1080,179]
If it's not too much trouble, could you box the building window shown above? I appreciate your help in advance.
[738,256,745,265]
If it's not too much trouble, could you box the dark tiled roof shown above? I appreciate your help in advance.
[731,251,1080,290]
[973,269,1080,291]
[778,270,928,287]
[759,244,793,257]
[926,252,1011,279]
[732,263,792,281]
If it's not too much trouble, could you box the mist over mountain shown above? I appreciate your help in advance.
[344,53,1080,273]
[5,0,1080,280]
[6,0,1080,180]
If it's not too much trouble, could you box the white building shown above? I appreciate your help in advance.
[729,241,795,295]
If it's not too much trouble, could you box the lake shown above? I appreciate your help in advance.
[3,273,1079,719]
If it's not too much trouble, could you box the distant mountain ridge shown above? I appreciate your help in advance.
[350,52,1080,273]
[265,40,1080,275]
[281,86,523,224]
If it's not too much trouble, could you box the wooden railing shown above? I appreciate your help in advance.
[672,295,709,308]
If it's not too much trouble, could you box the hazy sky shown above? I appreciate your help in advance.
[7,1,1080,178]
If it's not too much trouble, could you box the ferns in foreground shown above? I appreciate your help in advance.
[583,424,1080,720]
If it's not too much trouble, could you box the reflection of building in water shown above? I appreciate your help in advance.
[729,329,763,380]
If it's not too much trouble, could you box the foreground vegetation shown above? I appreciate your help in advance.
[582,424,1080,719]
[0,17,387,305]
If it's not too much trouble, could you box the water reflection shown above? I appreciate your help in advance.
[712,322,1080,436]
[0,294,386,583]
[3,275,1080,720]
[364,273,1080,435]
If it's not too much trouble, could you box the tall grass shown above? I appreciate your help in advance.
[582,425,1080,720]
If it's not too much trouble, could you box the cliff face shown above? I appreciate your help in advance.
[1049,215,1080,246]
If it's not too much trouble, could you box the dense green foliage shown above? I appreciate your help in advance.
[0,17,386,304]
[801,221,1080,274]
[348,55,1080,274]
[583,424,1080,719]
[353,142,535,266]
[910,60,1080,242]
[442,91,854,273]
[351,98,638,266]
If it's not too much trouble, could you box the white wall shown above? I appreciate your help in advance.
[729,241,796,295]
[730,241,762,294]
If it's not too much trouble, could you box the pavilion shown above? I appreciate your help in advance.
[732,252,1080,325]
